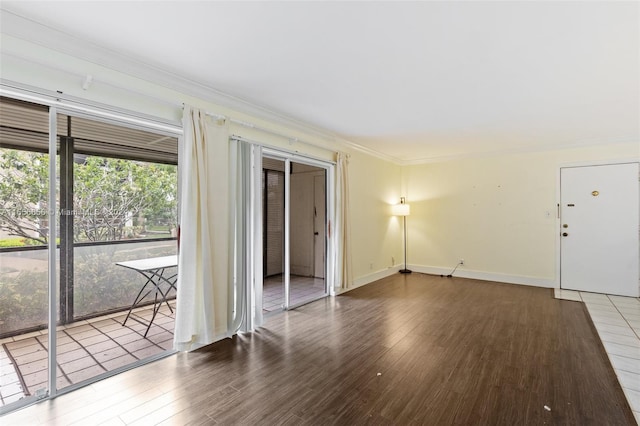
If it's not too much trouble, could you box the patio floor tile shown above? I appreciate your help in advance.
[106,326,136,339]
[0,382,23,398]
[122,339,154,353]
[4,341,41,355]
[57,341,83,354]
[99,322,126,333]
[1,303,175,406]
[60,355,98,375]
[77,333,110,347]
[102,354,138,371]
[66,364,107,383]
[94,346,128,362]
[66,328,102,341]
[13,347,47,365]
[114,332,145,346]
[148,332,173,345]
[18,358,47,376]
[58,348,90,364]
[131,345,166,360]
[85,339,119,355]
[22,369,48,388]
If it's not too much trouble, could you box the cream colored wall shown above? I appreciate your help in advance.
[347,150,403,285]
[403,143,639,286]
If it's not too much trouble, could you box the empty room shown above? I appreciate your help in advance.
[0,1,638,425]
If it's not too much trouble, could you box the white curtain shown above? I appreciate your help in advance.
[174,106,230,351]
[335,152,353,289]
[230,138,264,332]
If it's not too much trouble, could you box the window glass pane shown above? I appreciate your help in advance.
[59,114,178,392]
[0,97,180,408]
[0,97,50,407]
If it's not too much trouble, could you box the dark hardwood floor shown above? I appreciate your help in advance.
[3,273,635,425]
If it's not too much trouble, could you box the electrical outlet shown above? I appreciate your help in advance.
[392,256,395,265]
[370,262,373,270]
[460,259,464,265]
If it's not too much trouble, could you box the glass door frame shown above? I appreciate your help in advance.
[261,147,335,311]
[0,88,182,415]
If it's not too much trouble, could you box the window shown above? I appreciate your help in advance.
[0,96,180,409]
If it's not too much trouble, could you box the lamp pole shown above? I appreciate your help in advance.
[399,197,412,274]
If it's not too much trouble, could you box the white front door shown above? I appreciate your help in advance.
[560,163,639,296]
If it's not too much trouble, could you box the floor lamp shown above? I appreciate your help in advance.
[393,197,412,274]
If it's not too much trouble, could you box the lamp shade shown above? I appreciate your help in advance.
[392,202,410,216]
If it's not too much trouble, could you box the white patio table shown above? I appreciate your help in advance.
[116,255,178,337]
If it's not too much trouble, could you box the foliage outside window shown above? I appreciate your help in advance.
[0,149,177,246]
[0,147,178,336]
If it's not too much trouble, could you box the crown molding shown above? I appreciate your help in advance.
[333,136,404,165]
[400,136,639,166]
[0,9,402,164]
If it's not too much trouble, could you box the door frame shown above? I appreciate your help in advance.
[261,147,335,310]
[0,88,182,415]
[555,158,640,291]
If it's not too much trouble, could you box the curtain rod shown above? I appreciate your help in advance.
[200,109,338,154]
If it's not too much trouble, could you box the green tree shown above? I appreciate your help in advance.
[0,149,50,244]
[0,148,177,244]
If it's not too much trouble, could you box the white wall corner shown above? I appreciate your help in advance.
[334,265,402,295]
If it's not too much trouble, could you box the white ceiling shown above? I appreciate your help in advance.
[1,1,638,163]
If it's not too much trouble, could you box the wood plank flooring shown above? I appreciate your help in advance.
[2,273,635,425]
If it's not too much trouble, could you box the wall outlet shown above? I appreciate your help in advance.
[392,256,395,266]
[459,259,464,265]
[370,262,373,270]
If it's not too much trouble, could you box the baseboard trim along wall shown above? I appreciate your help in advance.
[335,264,556,296]
[409,264,556,288]
[336,265,402,295]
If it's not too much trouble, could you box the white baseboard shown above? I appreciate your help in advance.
[333,264,556,295]
[408,264,556,288]
[335,265,402,295]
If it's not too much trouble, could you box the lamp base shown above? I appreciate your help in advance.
[399,269,412,274]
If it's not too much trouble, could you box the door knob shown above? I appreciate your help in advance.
[563,224,568,228]
[562,232,569,237]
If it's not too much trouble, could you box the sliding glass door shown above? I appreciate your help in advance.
[289,161,327,307]
[261,151,330,314]
[262,158,286,312]
[0,98,52,406]
[0,96,180,413]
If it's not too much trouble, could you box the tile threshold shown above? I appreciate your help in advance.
[554,288,640,424]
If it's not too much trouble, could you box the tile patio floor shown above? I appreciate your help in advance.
[0,303,175,407]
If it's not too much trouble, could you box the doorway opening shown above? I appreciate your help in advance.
[262,155,328,313]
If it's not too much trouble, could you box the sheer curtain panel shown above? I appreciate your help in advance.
[230,138,264,332]
[174,106,229,351]
[335,152,353,290]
